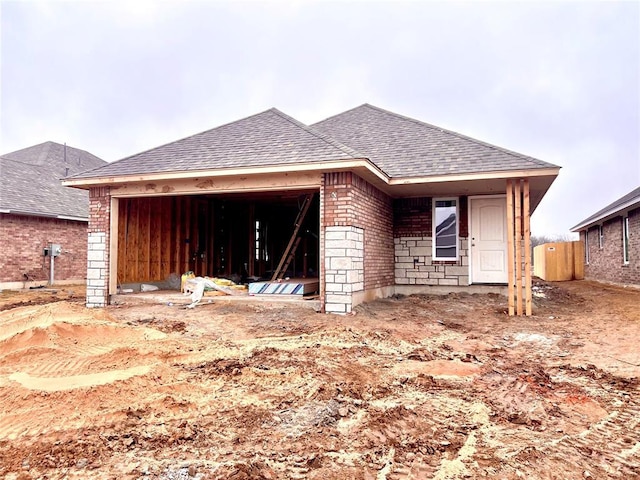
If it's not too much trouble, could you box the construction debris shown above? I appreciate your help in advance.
[183,276,245,308]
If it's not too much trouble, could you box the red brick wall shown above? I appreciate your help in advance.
[89,187,111,234]
[393,196,468,238]
[322,172,394,290]
[394,198,431,237]
[0,213,88,283]
[88,186,111,303]
[583,207,639,285]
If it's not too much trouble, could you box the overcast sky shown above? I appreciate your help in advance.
[1,0,638,236]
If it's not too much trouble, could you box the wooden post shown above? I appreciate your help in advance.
[523,179,532,315]
[184,196,191,274]
[109,197,119,295]
[248,204,255,277]
[506,179,515,316]
[514,180,523,315]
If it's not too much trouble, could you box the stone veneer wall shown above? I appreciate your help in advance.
[393,197,470,287]
[394,236,470,286]
[86,187,111,307]
[324,226,364,313]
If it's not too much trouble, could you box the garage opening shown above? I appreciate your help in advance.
[115,190,320,296]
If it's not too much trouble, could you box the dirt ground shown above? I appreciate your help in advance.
[0,280,638,480]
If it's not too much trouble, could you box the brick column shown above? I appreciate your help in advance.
[86,187,111,307]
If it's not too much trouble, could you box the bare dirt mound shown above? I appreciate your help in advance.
[0,280,638,479]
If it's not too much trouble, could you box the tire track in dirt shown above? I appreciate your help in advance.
[0,303,169,444]
[543,392,640,477]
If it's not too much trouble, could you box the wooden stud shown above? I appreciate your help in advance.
[523,179,532,316]
[117,198,128,286]
[514,180,523,316]
[506,179,515,316]
[126,198,139,282]
[184,196,191,274]
[208,200,215,276]
[161,196,172,279]
[174,197,182,276]
[109,197,119,295]
[139,198,151,281]
[248,203,255,277]
[149,198,161,281]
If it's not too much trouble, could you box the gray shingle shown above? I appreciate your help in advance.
[312,104,559,177]
[0,142,106,219]
[571,186,640,231]
[68,109,364,180]
[65,104,559,183]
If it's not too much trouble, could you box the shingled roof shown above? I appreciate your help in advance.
[571,186,640,231]
[0,142,106,219]
[67,109,365,180]
[65,104,559,183]
[312,104,557,178]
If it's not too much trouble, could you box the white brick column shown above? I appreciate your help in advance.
[324,226,364,313]
[86,232,107,307]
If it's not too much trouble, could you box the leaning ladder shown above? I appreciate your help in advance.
[271,194,313,281]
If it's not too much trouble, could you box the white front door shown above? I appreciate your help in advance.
[470,197,508,283]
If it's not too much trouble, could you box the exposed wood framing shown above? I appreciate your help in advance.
[506,178,533,316]
[109,197,119,295]
[103,173,323,198]
[61,159,384,188]
[114,194,319,285]
[390,167,560,186]
[523,179,532,316]
[514,180,523,316]
[248,204,255,277]
[506,180,515,316]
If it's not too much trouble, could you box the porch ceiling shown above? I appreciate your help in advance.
[386,171,558,213]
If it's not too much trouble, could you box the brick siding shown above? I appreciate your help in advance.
[86,187,111,306]
[394,197,468,238]
[0,213,88,285]
[322,172,394,292]
[393,196,470,286]
[582,207,639,285]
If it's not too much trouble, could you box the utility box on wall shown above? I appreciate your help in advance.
[533,241,584,281]
[44,244,62,257]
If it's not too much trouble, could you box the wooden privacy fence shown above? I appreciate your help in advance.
[533,241,584,281]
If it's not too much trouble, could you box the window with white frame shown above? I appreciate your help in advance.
[598,225,604,249]
[585,229,589,264]
[433,198,458,260]
[623,216,630,264]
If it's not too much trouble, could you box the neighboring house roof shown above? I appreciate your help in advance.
[65,104,559,182]
[571,186,640,232]
[67,109,366,180]
[0,141,106,220]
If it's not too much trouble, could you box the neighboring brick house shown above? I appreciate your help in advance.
[571,186,640,286]
[0,142,106,289]
[62,105,560,313]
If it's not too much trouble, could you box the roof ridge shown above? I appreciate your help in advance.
[360,104,557,170]
[269,108,366,160]
[311,103,371,126]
